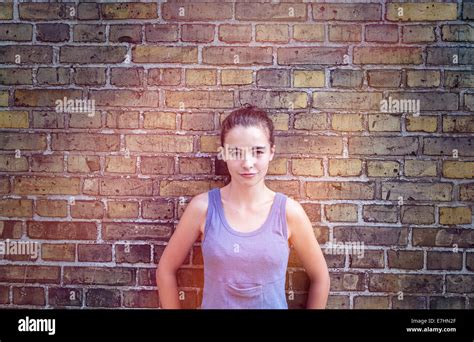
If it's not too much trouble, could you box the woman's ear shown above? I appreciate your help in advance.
[269,144,276,161]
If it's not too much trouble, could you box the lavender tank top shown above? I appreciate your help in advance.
[200,187,290,309]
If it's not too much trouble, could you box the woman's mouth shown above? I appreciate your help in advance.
[240,173,257,178]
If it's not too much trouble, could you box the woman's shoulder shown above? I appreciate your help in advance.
[284,196,306,226]
[189,189,212,213]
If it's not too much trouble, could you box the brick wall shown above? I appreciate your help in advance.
[0,1,472,309]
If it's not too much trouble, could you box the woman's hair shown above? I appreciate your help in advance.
[220,104,275,148]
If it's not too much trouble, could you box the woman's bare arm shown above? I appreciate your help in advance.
[287,197,330,309]
[157,193,207,309]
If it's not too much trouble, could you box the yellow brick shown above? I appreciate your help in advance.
[143,111,176,129]
[367,161,400,177]
[439,207,472,225]
[271,113,289,131]
[107,201,139,218]
[0,199,32,217]
[283,92,307,109]
[294,70,325,88]
[406,115,437,133]
[36,200,68,217]
[442,161,474,179]
[0,4,13,20]
[443,116,474,133]
[0,111,29,128]
[67,155,100,173]
[0,91,8,106]
[293,24,324,42]
[291,158,323,176]
[294,113,327,131]
[329,159,362,177]
[332,114,364,131]
[185,69,217,86]
[402,25,436,43]
[200,135,220,153]
[369,114,400,132]
[42,243,75,261]
[325,204,358,222]
[387,3,458,21]
[268,158,287,175]
[255,24,289,43]
[105,156,136,173]
[221,69,253,85]
[405,160,437,177]
[407,70,440,87]
[0,155,28,172]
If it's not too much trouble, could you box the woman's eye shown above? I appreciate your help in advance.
[231,150,242,158]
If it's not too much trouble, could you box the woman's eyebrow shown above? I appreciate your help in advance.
[228,146,266,150]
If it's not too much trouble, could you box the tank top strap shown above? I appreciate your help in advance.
[203,188,219,241]
[270,192,288,240]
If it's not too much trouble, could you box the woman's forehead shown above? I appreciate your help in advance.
[225,125,269,141]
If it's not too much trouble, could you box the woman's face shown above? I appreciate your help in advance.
[222,125,275,185]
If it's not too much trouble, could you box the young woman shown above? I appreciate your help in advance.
[157,104,330,309]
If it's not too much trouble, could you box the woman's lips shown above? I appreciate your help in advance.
[240,173,256,178]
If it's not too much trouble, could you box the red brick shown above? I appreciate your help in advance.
[181,24,214,43]
[102,223,172,241]
[145,24,178,42]
[27,221,97,240]
[162,3,232,21]
[142,200,174,220]
[101,3,157,19]
[13,287,45,306]
[124,290,159,308]
[236,3,306,21]
[52,133,120,152]
[203,47,272,65]
[48,287,82,307]
[64,267,134,286]
[14,176,80,195]
[0,265,60,284]
[71,200,104,219]
[115,244,150,264]
[110,68,144,87]
[278,47,346,65]
[86,288,120,308]
[78,244,112,262]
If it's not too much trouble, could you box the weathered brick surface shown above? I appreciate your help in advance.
[0,0,470,309]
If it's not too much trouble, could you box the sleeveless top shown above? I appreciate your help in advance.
[200,187,290,309]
